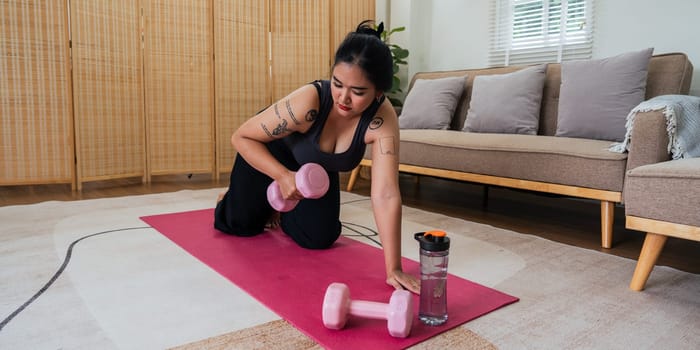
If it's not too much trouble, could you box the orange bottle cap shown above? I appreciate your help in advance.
[425,230,446,237]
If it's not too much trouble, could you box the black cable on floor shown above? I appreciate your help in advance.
[0,227,151,333]
[341,221,381,247]
[339,197,382,246]
[2,197,376,332]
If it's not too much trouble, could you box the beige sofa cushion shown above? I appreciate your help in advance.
[624,158,700,227]
[366,129,628,192]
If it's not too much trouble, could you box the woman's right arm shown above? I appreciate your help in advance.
[232,84,319,200]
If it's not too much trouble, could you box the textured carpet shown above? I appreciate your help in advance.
[1,188,699,349]
[170,319,496,350]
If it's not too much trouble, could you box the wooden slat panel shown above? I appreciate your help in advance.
[0,0,74,186]
[71,0,145,187]
[214,0,270,172]
[143,0,214,176]
[330,0,375,58]
[270,0,330,101]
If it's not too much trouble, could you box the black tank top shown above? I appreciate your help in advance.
[283,80,384,172]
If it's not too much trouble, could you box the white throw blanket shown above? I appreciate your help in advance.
[609,94,700,159]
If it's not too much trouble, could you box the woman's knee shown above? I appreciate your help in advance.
[282,220,341,249]
[214,216,266,237]
[214,199,270,237]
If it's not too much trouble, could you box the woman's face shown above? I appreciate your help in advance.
[330,62,381,118]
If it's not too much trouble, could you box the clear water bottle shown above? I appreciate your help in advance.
[414,230,450,326]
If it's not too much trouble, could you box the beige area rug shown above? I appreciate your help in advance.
[1,189,699,349]
[171,319,496,350]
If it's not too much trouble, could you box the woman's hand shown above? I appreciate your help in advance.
[276,170,303,201]
[386,269,420,294]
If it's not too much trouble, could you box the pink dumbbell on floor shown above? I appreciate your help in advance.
[266,163,329,212]
[322,282,414,338]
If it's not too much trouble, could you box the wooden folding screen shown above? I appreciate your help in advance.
[143,0,215,178]
[70,0,145,189]
[270,0,331,101]
[330,0,376,56]
[268,0,377,103]
[1,0,375,188]
[0,1,75,187]
[214,0,270,172]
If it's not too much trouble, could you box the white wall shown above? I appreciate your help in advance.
[379,0,700,96]
[594,0,699,95]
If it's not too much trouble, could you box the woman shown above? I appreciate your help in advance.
[215,21,419,294]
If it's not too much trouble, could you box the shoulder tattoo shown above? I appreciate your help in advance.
[305,109,318,122]
[369,116,384,130]
[379,136,397,155]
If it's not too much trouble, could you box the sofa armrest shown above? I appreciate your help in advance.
[625,110,671,172]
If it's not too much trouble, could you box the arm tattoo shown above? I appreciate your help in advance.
[369,116,384,130]
[285,99,301,124]
[261,123,273,138]
[305,109,318,122]
[274,103,282,119]
[379,136,397,155]
[272,119,290,135]
[268,102,295,137]
[261,119,290,138]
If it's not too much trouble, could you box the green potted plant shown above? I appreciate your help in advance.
[378,24,409,107]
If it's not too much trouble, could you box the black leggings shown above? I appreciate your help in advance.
[214,140,341,249]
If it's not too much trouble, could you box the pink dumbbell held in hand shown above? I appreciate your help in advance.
[267,163,329,212]
[322,282,414,338]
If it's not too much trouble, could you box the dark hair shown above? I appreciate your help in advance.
[333,20,393,92]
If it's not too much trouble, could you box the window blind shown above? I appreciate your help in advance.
[489,0,594,67]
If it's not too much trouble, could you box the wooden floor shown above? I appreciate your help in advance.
[2,172,699,274]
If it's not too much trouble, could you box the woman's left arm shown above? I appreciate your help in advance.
[365,100,420,294]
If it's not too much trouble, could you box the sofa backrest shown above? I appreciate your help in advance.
[406,53,694,136]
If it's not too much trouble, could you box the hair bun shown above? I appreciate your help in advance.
[355,20,383,39]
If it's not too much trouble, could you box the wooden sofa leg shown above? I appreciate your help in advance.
[601,201,614,248]
[346,166,362,191]
[630,232,668,291]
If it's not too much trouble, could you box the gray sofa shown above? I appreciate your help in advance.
[347,52,694,248]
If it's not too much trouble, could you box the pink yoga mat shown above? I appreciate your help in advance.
[141,209,518,349]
